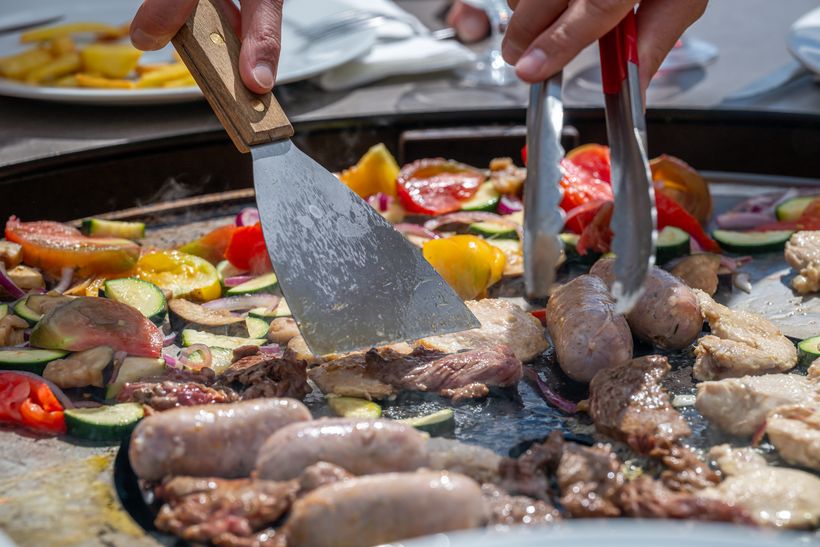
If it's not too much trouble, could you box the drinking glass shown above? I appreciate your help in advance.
[458,0,518,87]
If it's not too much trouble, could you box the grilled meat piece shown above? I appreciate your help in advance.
[417,299,548,363]
[480,484,559,526]
[130,398,311,481]
[222,348,311,400]
[698,444,820,528]
[696,374,818,436]
[255,419,429,481]
[668,253,721,296]
[309,344,522,401]
[546,275,633,382]
[154,476,297,546]
[784,230,820,294]
[284,472,486,547]
[588,355,691,453]
[591,258,702,350]
[693,290,798,380]
[497,435,560,501]
[766,404,820,471]
[117,380,239,411]
[654,443,719,492]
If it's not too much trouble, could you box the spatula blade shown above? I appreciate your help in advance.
[251,140,479,356]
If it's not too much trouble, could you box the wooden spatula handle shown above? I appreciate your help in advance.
[172,0,293,153]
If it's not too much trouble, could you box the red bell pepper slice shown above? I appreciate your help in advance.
[0,372,65,435]
[656,192,721,252]
[179,224,237,265]
[224,223,272,274]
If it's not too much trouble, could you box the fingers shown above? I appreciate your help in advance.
[238,0,284,93]
[513,0,637,83]
[501,0,567,65]
[130,0,198,50]
[446,1,490,43]
[635,0,708,91]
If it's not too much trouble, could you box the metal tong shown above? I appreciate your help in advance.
[523,73,565,299]
[599,9,656,313]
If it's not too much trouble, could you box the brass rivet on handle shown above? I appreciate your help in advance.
[251,99,265,112]
[209,32,225,45]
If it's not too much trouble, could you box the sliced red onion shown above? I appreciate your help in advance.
[424,212,523,240]
[733,272,752,294]
[0,263,25,300]
[236,207,260,227]
[163,354,179,369]
[178,344,212,370]
[0,370,74,410]
[715,212,776,230]
[523,368,577,414]
[497,194,523,215]
[223,275,255,287]
[258,343,281,355]
[394,223,441,240]
[53,267,74,294]
[718,255,753,274]
[163,333,177,347]
[203,294,279,312]
[367,193,393,213]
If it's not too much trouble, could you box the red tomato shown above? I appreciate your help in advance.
[752,197,820,232]
[396,159,483,216]
[530,309,547,326]
[224,223,272,274]
[565,144,612,183]
[577,201,614,255]
[655,192,721,253]
[178,224,237,265]
[564,199,611,234]
[0,372,65,435]
[559,158,613,212]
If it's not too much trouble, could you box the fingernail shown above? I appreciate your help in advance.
[252,63,275,91]
[456,12,488,43]
[131,28,162,50]
[515,48,548,80]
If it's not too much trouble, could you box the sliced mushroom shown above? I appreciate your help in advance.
[669,253,721,296]
[169,298,245,328]
[268,317,300,345]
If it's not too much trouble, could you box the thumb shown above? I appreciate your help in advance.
[238,0,284,94]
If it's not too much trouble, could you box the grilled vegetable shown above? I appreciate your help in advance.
[6,265,44,290]
[64,403,144,442]
[0,371,66,435]
[712,230,793,254]
[0,240,22,269]
[105,356,165,399]
[328,396,382,419]
[422,235,506,300]
[180,329,266,350]
[185,347,233,375]
[400,408,455,436]
[461,182,500,213]
[245,317,270,339]
[180,225,237,265]
[798,336,820,367]
[397,159,484,216]
[80,218,145,239]
[226,272,279,295]
[13,295,73,326]
[776,195,819,222]
[0,304,7,321]
[338,143,400,198]
[13,297,43,326]
[651,155,713,226]
[656,226,690,265]
[103,278,167,324]
[0,349,69,375]
[30,297,163,357]
[468,221,517,240]
[250,299,291,319]
[135,250,221,302]
[224,223,271,274]
[43,346,114,389]
[168,298,244,328]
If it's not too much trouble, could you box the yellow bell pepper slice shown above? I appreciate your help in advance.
[0,48,52,79]
[80,43,142,78]
[135,250,221,302]
[20,22,126,43]
[25,52,81,84]
[75,73,136,89]
[338,143,400,198]
[422,235,506,300]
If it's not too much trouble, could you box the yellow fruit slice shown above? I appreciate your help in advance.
[422,235,507,300]
[135,250,221,302]
[338,143,400,198]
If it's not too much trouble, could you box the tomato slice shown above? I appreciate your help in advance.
[0,372,65,435]
[565,144,612,183]
[559,158,613,212]
[396,159,483,216]
[564,199,611,234]
[577,201,614,255]
[224,223,272,274]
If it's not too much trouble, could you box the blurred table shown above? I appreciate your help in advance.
[1,0,819,219]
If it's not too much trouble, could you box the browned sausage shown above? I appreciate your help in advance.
[255,418,428,480]
[285,471,487,547]
[591,258,702,350]
[129,398,311,481]
[546,274,632,382]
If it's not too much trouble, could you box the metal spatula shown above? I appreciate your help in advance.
[598,10,657,313]
[172,0,478,355]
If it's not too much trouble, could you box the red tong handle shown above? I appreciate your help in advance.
[599,10,638,95]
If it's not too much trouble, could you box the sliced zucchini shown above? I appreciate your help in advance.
[0,348,69,375]
[217,260,246,283]
[400,408,455,436]
[0,303,7,320]
[328,396,382,419]
[559,233,599,265]
[81,218,145,239]
[180,329,266,350]
[798,335,820,367]
[460,182,500,212]
[106,356,166,399]
[250,299,292,319]
[245,317,270,339]
[656,226,690,265]
[712,229,793,254]
[103,278,167,324]
[64,403,144,442]
[13,297,43,325]
[468,221,518,240]
[226,272,279,296]
[185,346,234,375]
[776,195,819,222]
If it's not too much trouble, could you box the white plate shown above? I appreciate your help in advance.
[393,521,806,547]
[0,0,376,105]
[788,6,820,75]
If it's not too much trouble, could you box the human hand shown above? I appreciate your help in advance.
[446,1,490,43]
[501,0,708,92]
[130,0,283,94]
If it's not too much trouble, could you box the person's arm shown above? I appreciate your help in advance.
[130,0,283,94]
[502,0,708,92]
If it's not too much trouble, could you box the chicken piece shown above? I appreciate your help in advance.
[696,374,819,436]
[692,290,798,380]
[588,355,691,453]
[481,484,560,526]
[416,299,547,362]
[669,253,721,296]
[698,444,820,528]
[42,346,113,388]
[0,314,27,347]
[784,230,820,294]
[766,405,820,471]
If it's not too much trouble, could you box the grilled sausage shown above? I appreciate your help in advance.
[546,274,632,382]
[255,418,428,480]
[591,258,702,350]
[285,471,486,547]
[129,398,310,481]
